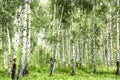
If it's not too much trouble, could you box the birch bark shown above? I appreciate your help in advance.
[11,5,21,79]
[17,0,28,79]
[92,0,96,73]
[23,5,31,76]
[50,0,56,76]
[106,0,110,70]
[116,0,119,75]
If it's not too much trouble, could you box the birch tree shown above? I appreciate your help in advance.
[66,29,70,66]
[71,18,76,75]
[70,0,75,75]
[17,0,29,79]
[50,0,56,76]
[56,0,66,66]
[116,0,119,75]
[92,0,96,73]
[56,19,60,65]
[75,39,79,67]
[62,28,65,66]
[106,0,109,69]
[23,5,31,76]
[11,5,21,79]
[109,1,113,66]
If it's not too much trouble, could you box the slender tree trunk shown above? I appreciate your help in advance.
[71,18,75,76]
[79,39,83,66]
[81,0,85,67]
[116,0,119,75]
[106,0,110,70]
[68,34,71,66]
[66,30,70,66]
[7,26,11,75]
[62,29,65,66]
[50,0,56,76]
[92,0,96,73]
[99,28,103,65]
[85,40,88,65]
[76,39,79,67]
[79,0,82,67]
[11,5,21,79]
[17,0,28,79]
[71,0,76,72]
[56,19,60,65]
[56,0,66,66]
[109,1,113,66]
[88,37,92,65]
[23,5,31,76]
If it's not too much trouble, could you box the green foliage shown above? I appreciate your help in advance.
[1,66,120,80]
[1,0,120,79]
[30,45,50,67]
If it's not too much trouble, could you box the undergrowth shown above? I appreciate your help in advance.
[0,65,120,80]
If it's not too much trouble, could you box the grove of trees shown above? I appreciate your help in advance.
[0,0,120,80]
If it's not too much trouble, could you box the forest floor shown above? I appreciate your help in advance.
[0,65,120,80]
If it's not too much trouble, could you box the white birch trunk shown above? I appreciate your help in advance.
[62,29,65,66]
[116,0,120,62]
[106,0,110,69]
[56,19,60,63]
[71,18,75,75]
[26,5,31,73]
[75,39,79,67]
[116,0,119,75]
[56,0,66,65]
[50,0,56,76]
[92,1,96,73]
[81,39,84,66]
[58,0,66,29]
[17,0,28,79]
[116,0,119,63]
[66,30,70,66]
[100,32,103,65]
[79,39,82,66]
[23,5,31,75]
[109,1,113,66]
[99,25,104,65]
[11,5,21,79]
[68,34,71,66]
[51,0,56,59]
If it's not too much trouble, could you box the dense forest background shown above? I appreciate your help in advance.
[0,0,120,80]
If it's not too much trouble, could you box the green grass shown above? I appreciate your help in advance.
[0,65,120,80]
